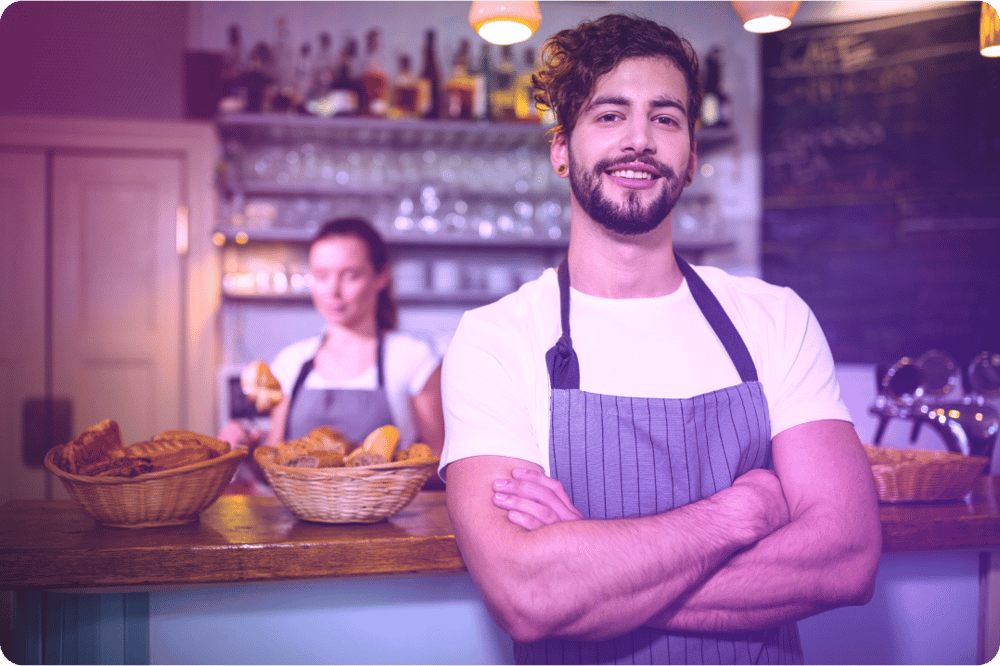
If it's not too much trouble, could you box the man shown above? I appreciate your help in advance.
[440,13,882,665]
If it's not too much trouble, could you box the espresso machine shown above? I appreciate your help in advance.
[869,350,1000,465]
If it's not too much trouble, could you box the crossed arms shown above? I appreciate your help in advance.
[445,418,882,644]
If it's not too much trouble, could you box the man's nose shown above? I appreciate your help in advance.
[620,117,655,154]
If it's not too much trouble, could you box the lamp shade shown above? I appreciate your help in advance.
[469,1,541,45]
[731,1,801,33]
[983,1,1000,57]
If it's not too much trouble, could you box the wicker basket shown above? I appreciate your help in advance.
[44,441,247,528]
[254,445,438,523]
[864,445,989,503]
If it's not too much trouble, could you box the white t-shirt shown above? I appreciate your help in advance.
[270,330,441,448]
[441,266,852,477]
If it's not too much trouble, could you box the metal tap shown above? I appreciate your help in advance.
[869,351,999,464]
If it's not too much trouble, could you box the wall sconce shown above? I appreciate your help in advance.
[469,1,541,45]
[731,1,801,33]
[982,1,1000,57]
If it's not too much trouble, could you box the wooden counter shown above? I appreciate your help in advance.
[2,477,999,591]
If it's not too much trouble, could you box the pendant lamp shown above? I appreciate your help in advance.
[469,1,541,45]
[731,1,801,33]
[982,1,1000,57]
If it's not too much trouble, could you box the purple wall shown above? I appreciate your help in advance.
[0,1,187,119]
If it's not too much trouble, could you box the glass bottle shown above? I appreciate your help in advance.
[392,54,420,118]
[700,46,730,128]
[361,28,389,117]
[491,44,517,121]
[445,38,475,120]
[312,32,335,98]
[472,42,493,121]
[515,46,541,122]
[330,35,362,116]
[418,30,442,120]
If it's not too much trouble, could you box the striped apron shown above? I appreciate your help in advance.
[515,255,803,664]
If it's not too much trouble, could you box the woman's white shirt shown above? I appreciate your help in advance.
[270,330,441,447]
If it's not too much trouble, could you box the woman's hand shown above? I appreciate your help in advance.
[217,419,266,452]
[491,467,585,530]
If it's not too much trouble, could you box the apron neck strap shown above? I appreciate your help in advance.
[544,254,759,390]
[675,254,758,383]
[546,258,581,389]
[284,331,387,440]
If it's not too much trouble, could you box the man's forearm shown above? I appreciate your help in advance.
[645,506,881,633]
[467,469,790,643]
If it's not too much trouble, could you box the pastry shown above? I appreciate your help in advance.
[240,360,284,413]
[124,437,215,472]
[59,419,125,474]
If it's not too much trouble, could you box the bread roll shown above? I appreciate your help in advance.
[308,426,350,455]
[345,449,389,467]
[240,360,284,413]
[361,425,400,461]
[398,443,433,462]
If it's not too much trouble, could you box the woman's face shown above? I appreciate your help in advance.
[309,234,389,331]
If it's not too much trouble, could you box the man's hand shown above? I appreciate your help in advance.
[491,467,584,530]
[718,468,791,543]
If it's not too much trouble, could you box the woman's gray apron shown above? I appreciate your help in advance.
[283,334,396,444]
[515,255,803,665]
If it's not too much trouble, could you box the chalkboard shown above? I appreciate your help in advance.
[760,2,1000,367]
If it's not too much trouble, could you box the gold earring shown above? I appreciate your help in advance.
[685,174,693,186]
[557,164,568,176]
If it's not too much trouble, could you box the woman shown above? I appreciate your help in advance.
[220,217,444,493]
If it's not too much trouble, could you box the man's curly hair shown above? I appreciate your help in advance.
[532,14,702,139]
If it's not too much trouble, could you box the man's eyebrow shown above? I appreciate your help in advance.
[586,94,687,113]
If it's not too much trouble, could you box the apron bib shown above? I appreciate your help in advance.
[515,256,803,665]
[284,334,396,445]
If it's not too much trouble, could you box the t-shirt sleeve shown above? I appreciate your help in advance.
[766,289,853,436]
[440,310,545,477]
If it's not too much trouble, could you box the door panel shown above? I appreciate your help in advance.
[0,151,46,502]
[52,154,183,450]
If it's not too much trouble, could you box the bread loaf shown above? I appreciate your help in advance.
[60,419,125,474]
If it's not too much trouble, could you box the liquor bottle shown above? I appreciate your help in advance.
[361,28,389,117]
[700,46,730,128]
[313,31,335,98]
[330,35,362,115]
[445,39,475,120]
[219,24,245,113]
[291,41,314,112]
[392,54,420,117]
[241,42,275,114]
[514,46,542,122]
[472,42,493,121]
[418,30,442,119]
[491,44,517,121]
[269,17,295,113]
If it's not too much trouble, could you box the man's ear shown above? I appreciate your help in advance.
[550,131,569,177]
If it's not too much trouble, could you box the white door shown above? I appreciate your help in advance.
[0,151,47,503]
[51,153,184,465]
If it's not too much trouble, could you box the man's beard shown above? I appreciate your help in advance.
[568,153,686,236]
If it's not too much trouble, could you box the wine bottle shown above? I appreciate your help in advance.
[418,30,442,119]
